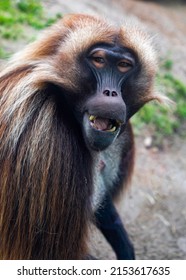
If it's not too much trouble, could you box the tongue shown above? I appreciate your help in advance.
[93,117,111,131]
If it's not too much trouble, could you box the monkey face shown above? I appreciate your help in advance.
[79,44,136,151]
[49,15,158,153]
[7,14,157,153]
[15,14,157,152]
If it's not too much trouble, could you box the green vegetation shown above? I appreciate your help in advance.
[132,58,186,137]
[0,47,9,59]
[0,0,61,40]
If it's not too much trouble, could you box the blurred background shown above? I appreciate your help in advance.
[0,0,185,259]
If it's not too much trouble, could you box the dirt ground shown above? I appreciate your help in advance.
[2,0,186,259]
[45,0,186,260]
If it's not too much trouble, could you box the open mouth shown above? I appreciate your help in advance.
[88,114,122,133]
[83,113,124,150]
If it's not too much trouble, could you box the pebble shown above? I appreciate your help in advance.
[144,136,153,148]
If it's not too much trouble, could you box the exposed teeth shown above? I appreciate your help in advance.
[107,126,117,132]
[88,114,120,133]
[89,115,96,121]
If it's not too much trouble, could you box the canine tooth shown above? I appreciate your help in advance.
[108,126,116,132]
[89,115,96,121]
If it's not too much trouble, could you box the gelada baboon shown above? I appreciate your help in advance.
[0,14,165,260]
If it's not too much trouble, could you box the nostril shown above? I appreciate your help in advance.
[112,91,118,97]
[103,90,118,97]
[103,90,110,96]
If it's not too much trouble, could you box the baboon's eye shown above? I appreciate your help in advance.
[90,50,106,69]
[117,60,133,73]
[93,57,105,64]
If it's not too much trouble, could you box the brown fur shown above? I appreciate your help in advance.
[0,14,165,259]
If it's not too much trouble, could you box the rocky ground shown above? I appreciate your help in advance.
[2,0,186,259]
